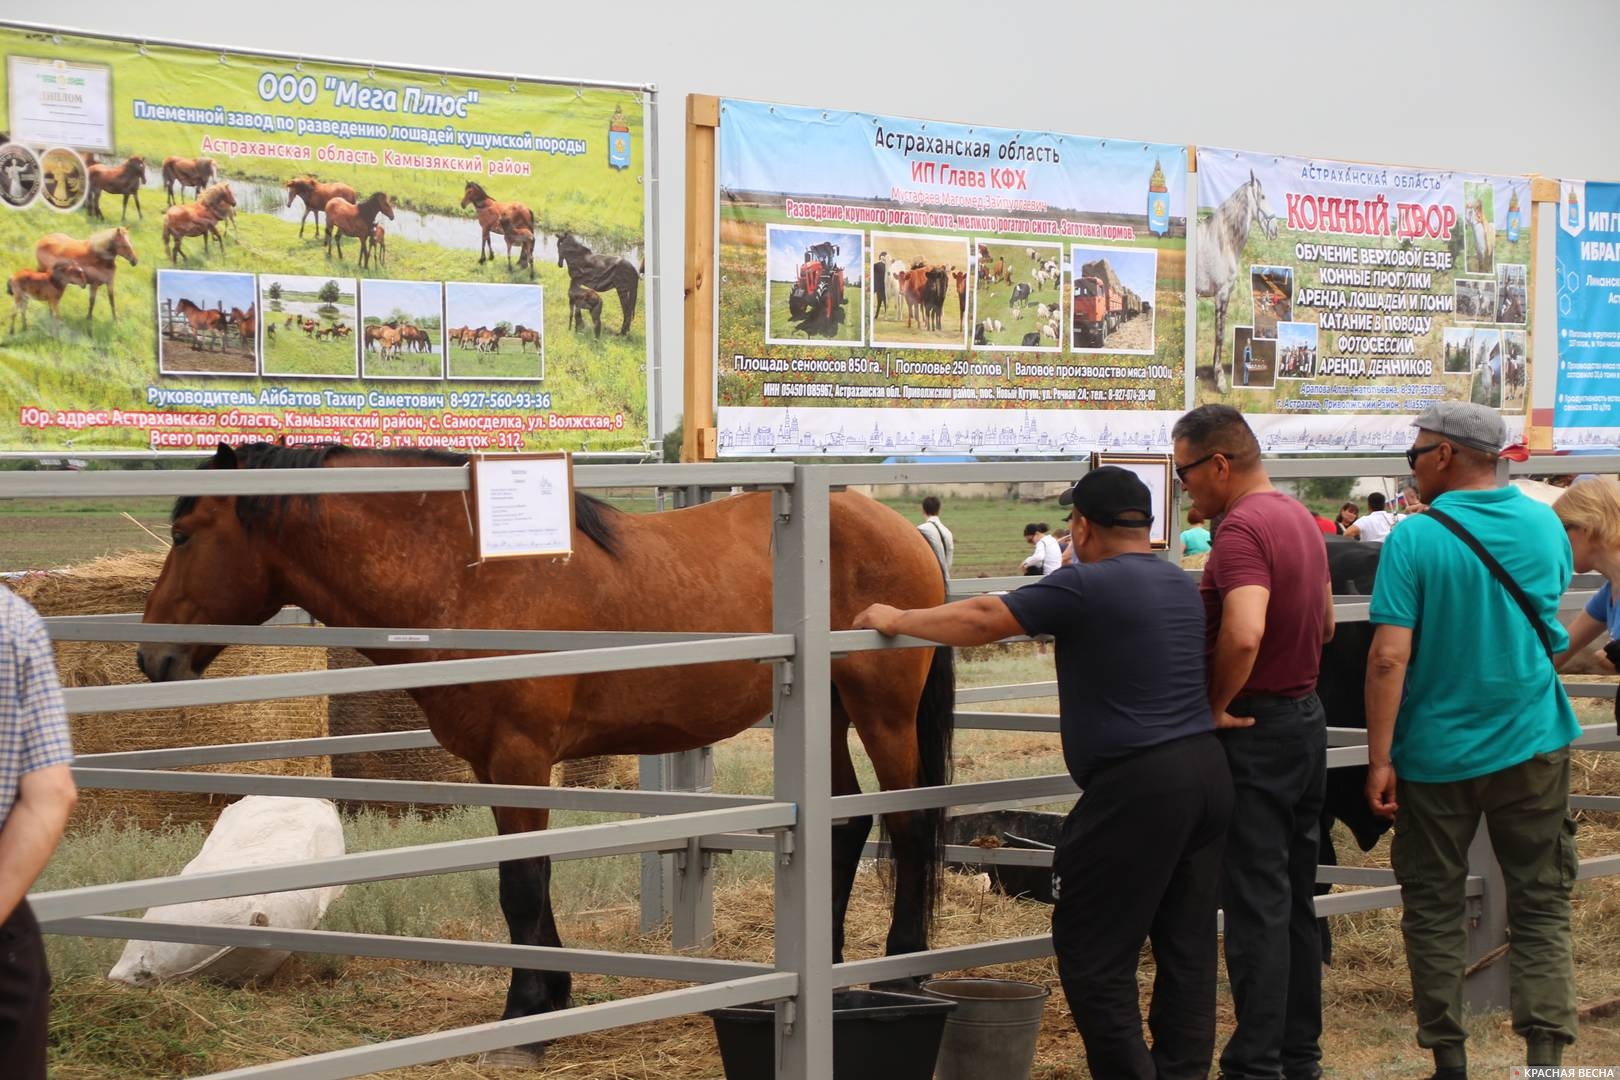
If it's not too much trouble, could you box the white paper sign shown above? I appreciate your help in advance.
[473,455,573,559]
[1092,453,1172,548]
[8,55,113,152]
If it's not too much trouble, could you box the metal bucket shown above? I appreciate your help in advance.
[921,977,1049,1080]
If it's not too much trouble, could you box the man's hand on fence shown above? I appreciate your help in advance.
[853,604,903,637]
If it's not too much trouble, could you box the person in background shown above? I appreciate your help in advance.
[1307,503,1339,536]
[1181,508,1212,555]
[1553,476,1620,674]
[1365,402,1580,1076]
[917,495,954,577]
[1345,491,1399,543]
[1334,502,1360,534]
[0,589,79,1079]
[854,468,1233,1080]
[1173,403,1335,1080]
[1022,522,1062,576]
[1400,480,1428,516]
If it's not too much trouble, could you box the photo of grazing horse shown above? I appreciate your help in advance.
[284,176,358,239]
[138,442,956,1065]
[1196,170,1277,392]
[461,180,534,267]
[85,154,146,222]
[173,297,229,347]
[568,283,602,338]
[34,226,138,322]
[161,156,216,205]
[556,233,639,335]
[324,192,395,268]
[161,202,225,263]
[7,262,88,333]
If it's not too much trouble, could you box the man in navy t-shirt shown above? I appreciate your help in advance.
[855,467,1233,1080]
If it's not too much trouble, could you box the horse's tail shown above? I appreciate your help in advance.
[618,264,639,332]
[914,642,955,918]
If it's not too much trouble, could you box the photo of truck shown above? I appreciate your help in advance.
[1069,246,1158,354]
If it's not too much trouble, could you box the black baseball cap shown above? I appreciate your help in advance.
[1058,466,1153,528]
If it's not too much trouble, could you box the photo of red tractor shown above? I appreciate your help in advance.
[787,241,847,336]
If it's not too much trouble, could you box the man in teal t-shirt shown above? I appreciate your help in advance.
[1365,402,1580,1078]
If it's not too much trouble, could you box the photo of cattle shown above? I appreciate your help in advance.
[1070,245,1156,354]
[359,280,444,381]
[1502,329,1527,411]
[1275,321,1318,379]
[1230,326,1276,390]
[1249,265,1293,338]
[260,274,358,379]
[765,224,862,345]
[972,240,1061,351]
[445,282,544,381]
[1495,264,1527,325]
[1455,277,1498,323]
[869,232,969,351]
[1464,182,1496,275]
[155,269,256,376]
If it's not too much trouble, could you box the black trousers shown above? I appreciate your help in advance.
[0,900,49,1080]
[1218,692,1328,1080]
[1052,733,1234,1080]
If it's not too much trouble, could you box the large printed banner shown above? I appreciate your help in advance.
[1554,180,1620,449]
[715,98,1187,456]
[0,23,650,453]
[1194,148,1529,451]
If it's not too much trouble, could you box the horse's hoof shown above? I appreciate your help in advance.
[478,1044,545,1068]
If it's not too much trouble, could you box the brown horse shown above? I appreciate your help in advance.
[86,155,146,222]
[462,181,534,267]
[7,262,89,333]
[161,156,216,205]
[34,227,138,322]
[198,183,238,236]
[496,216,536,279]
[555,234,639,335]
[285,176,358,238]
[161,203,225,263]
[324,192,395,267]
[229,304,256,342]
[173,298,227,347]
[371,223,387,268]
[568,283,602,338]
[136,443,953,1062]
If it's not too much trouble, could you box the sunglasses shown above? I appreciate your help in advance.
[1174,452,1220,483]
[1405,443,1444,469]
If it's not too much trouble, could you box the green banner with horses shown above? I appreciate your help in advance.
[0,22,651,454]
[1193,146,1530,452]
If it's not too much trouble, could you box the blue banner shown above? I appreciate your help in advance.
[1555,180,1620,448]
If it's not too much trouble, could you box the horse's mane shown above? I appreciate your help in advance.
[87,228,126,255]
[172,443,619,555]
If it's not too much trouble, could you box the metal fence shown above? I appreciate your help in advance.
[7,455,1620,1079]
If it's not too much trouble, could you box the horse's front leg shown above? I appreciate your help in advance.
[486,800,570,1067]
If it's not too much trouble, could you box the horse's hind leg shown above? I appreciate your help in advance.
[829,694,871,965]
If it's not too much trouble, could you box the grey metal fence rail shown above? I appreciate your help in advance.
[6,454,1620,1079]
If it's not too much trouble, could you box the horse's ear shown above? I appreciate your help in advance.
[213,442,238,469]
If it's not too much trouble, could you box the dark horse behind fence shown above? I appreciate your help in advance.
[137,443,955,1066]
[555,233,639,336]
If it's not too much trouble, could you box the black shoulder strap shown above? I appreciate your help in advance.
[1424,507,1555,660]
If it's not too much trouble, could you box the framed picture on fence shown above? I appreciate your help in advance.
[1089,452,1173,549]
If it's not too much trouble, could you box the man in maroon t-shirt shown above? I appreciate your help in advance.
[1173,404,1335,1080]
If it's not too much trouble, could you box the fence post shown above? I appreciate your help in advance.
[771,465,834,1079]
[1463,817,1510,1013]
[669,746,716,949]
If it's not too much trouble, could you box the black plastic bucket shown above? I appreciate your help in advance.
[945,810,1065,904]
[707,989,956,1080]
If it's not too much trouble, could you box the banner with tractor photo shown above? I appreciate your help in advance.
[0,22,650,454]
[1192,147,1530,451]
[714,98,1187,456]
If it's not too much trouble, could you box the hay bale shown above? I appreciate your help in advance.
[9,551,330,831]
[557,755,639,789]
[325,648,474,811]
[1180,552,1209,570]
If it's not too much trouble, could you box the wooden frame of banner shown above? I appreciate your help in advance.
[1089,452,1173,549]
[682,94,720,462]
[469,452,576,561]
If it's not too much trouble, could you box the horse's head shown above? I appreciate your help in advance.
[137,444,287,683]
[1248,172,1278,240]
[373,192,396,220]
[285,176,311,206]
[53,263,89,290]
[129,156,147,180]
[112,227,137,265]
[461,181,482,209]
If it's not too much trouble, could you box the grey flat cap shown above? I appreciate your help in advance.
[1412,401,1507,455]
